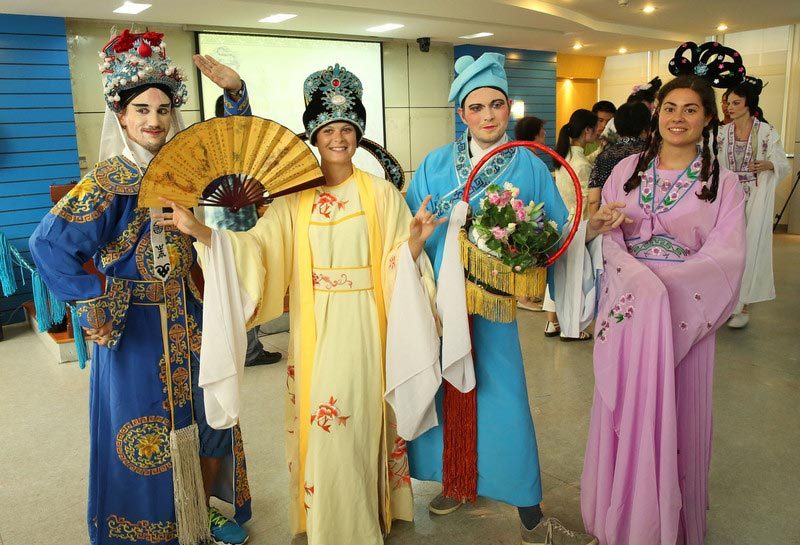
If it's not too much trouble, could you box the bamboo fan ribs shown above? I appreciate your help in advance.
[138,116,325,210]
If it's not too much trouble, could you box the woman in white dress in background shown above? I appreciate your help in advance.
[717,77,790,328]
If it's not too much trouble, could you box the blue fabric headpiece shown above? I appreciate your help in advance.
[448,52,509,106]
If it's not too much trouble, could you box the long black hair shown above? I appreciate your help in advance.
[554,109,597,169]
[624,75,721,202]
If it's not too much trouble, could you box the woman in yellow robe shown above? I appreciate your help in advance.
[161,62,443,545]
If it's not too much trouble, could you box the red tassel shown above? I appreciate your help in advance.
[441,314,478,503]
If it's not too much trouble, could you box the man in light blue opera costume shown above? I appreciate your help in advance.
[405,52,598,545]
[29,29,251,545]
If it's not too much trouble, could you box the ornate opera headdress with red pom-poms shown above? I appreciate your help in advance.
[668,41,746,88]
[99,29,188,112]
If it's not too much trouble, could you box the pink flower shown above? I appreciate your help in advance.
[491,226,508,240]
[495,191,513,207]
[512,199,525,211]
[516,208,528,222]
[488,192,502,206]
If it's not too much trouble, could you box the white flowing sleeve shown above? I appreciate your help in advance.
[198,230,256,430]
[385,243,442,440]
[553,221,604,338]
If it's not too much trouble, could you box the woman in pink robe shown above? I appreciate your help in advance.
[581,75,747,545]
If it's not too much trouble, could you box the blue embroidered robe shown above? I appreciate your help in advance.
[29,157,251,544]
[405,133,568,506]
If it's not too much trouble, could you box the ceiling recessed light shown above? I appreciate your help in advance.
[618,47,628,54]
[573,42,583,50]
[642,5,655,13]
[113,1,151,14]
[459,32,494,39]
[259,13,297,23]
[717,23,728,31]
[366,23,404,33]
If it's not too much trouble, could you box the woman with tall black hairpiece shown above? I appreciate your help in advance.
[717,76,790,328]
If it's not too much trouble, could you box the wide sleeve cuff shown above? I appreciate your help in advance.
[224,80,251,116]
[73,277,132,351]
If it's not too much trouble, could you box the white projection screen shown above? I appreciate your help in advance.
[197,33,385,177]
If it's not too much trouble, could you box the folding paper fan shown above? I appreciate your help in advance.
[138,116,325,209]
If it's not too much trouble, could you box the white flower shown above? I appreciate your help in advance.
[468,225,501,258]
[548,220,558,230]
[506,223,517,235]
[112,94,120,102]
[120,78,127,85]
[131,75,139,83]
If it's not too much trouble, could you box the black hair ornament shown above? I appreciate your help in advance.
[668,41,746,88]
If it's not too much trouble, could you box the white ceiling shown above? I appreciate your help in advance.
[4,0,800,57]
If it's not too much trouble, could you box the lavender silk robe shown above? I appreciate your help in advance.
[581,154,746,545]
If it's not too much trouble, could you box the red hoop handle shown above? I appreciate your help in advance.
[463,140,583,267]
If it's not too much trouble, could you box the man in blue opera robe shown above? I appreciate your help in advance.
[405,52,597,545]
[29,29,251,545]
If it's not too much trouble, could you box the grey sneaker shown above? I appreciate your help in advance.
[427,493,465,515]
[521,517,598,545]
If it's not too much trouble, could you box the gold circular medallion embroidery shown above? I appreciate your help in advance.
[85,306,107,329]
[115,415,172,476]
[168,323,186,344]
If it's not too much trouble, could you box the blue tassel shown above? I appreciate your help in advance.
[50,291,67,325]
[32,272,53,332]
[71,306,88,369]
[0,232,18,297]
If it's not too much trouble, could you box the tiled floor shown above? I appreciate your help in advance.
[1,235,798,545]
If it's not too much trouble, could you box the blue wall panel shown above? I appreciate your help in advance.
[0,14,80,324]
[0,14,66,35]
[454,45,557,168]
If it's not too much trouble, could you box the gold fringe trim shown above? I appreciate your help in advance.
[465,279,516,323]
[459,230,547,298]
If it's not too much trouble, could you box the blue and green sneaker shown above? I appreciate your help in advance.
[209,506,248,545]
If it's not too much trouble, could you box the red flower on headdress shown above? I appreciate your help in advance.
[113,29,137,53]
[142,31,163,46]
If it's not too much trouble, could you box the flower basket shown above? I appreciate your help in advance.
[459,140,583,323]
[460,229,547,322]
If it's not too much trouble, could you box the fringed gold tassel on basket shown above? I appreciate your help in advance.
[465,279,517,323]
[459,230,546,299]
[170,424,212,545]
